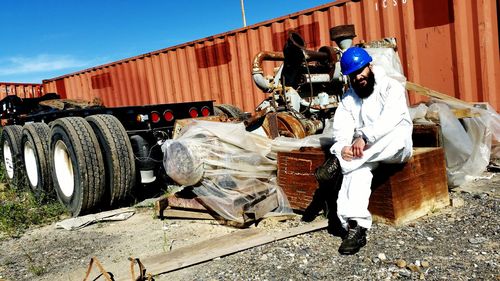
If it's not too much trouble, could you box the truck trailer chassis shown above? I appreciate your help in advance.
[0,94,214,216]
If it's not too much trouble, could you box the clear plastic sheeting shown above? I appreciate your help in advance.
[365,48,406,86]
[409,103,433,124]
[162,120,292,223]
[414,100,500,186]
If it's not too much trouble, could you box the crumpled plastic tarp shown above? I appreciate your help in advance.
[361,48,500,186]
[162,120,293,223]
[365,48,407,85]
[412,100,500,186]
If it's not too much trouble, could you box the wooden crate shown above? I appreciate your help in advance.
[277,148,326,210]
[412,123,442,147]
[369,147,449,225]
[277,147,449,226]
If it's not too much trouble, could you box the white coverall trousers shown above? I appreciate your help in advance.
[334,125,412,230]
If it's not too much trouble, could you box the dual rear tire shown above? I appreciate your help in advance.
[0,114,136,217]
[50,116,136,216]
[50,117,106,216]
[86,115,136,206]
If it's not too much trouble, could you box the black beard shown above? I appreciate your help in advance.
[352,72,375,99]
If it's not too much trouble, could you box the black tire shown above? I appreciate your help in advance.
[86,114,136,205]
[215,104,244,120]
[21,122,53,199]
[50,117,105,216]
[0,125,25,189]
[213,106,225,117]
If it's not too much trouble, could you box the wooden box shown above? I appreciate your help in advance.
[277,148,326,210]
[369,147,449,225]
[412,123,442,147]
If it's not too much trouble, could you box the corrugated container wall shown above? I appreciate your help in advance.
[43,0,500,111]
[0,83,43,99]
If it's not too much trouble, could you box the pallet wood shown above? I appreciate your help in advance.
[155,195,208,218]
[163,209,215,220]
[156,194,262,228]
[369,147,449,225]
[248,192,279,220]
[114,220,327,280]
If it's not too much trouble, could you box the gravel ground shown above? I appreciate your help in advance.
[1,173,499,281]
[160,177,500,281]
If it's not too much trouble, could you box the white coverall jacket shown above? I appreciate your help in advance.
[330,65,413,229]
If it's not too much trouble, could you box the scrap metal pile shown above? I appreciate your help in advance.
[162,24,413,224]
[247,24,403,140]
[163,24,500,225]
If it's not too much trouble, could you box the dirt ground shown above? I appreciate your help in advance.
[0,204,239,280]
[1,172,499,281]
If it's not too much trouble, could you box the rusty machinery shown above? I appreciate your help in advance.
[248,24,360,139]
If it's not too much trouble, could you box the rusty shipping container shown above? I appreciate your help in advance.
[43,0,500,111]
[0,82,43,99]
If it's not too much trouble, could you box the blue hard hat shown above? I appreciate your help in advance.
[340,47,373,75]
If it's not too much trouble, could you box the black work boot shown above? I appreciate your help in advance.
[338,220,367,255]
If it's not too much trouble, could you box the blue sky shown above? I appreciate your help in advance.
[0,0,334,83]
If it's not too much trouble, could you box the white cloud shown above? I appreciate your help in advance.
[0,54,89,76]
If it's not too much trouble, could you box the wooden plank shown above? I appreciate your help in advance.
[249,192,278,220]
[450,108,481,118]
[154,195,169,218]
[167,196,207,211]
[425,108,481,121]
[114,220,327,280]
[163,209,215,220]
[406,81,471,106]
[156,195,209,218]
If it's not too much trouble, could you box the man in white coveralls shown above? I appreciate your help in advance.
[330,47,413,255]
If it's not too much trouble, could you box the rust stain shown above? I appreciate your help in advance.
[91,72,113,89]
[413,0,454,29]
[195,40,232,68]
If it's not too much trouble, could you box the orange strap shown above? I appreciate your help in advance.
[83,256,114,281]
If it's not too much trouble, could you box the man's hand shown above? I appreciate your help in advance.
[341,146,353,161]
[351,137,366,158]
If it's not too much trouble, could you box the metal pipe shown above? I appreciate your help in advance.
[251,51,285,93]
[337,38,354,50]
[284,32,330,62]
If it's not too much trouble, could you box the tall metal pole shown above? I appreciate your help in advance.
[240,0,247,27]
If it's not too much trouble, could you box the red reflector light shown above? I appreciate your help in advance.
[151,111,161,123]
[163,110,174,122]
[201,106,210,117]
[189,108,199,118]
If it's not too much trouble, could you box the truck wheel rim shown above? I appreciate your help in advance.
[54,140,74,197]
[3,141,14,179]
[24,142,39,187]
